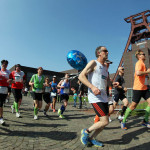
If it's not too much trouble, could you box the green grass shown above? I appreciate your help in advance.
[69,95,88,102]
[131,102,148,116]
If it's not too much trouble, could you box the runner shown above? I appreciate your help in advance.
[77,80,85,109]
[29,67,44,120]
[0,60,11,125]
[10,64,26,118]
[79,46,118,147]
[43,77,51,116]
[113,67,129,122]
[50,75,57,112]
[94,59,115,123]
[57,73,70,119]
[121,50,150,130]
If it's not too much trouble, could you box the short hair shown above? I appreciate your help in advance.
[37,67,43,70]
[15,64,21,69]
[135,50,143,59]
[95,46,105,57]
[1,60,8,65]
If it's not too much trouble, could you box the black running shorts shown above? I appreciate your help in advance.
[132,90,150,104]
[32,92,43,101]
[92,102,109,117]
[114,93,126,103]
[43,93,51,104]
[12,88,22,103]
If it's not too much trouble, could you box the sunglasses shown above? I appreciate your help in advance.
[101,50,108,53]
[140,53,145,56]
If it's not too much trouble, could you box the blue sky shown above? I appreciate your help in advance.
[0,0,150,73]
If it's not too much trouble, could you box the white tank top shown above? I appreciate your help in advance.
[88,60,108,103]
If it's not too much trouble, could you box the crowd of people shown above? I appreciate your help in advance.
[0,45,150,148]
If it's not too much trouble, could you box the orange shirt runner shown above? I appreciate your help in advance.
[133,60,147,90]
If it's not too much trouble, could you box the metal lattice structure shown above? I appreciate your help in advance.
[113,10,150,81]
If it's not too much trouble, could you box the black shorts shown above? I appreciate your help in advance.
[0,94,7,107]
[8,87,11,93]
[132,90,150,104]
[92,102,109,117]
[43,93,51,104]
[12,88,22,102]
[114,93,126,103]
[60,93,69,101]
[32,92,43,101]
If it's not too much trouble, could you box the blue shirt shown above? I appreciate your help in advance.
[51,81,57,93]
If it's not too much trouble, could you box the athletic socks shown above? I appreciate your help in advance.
[122,107,132,123]
[60,105,65,114]
[34,107,38,116]
[121,106,127,116]
[144,106,150,122]
[14,102,19,113]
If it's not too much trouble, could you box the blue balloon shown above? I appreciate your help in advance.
[67,50,87,71]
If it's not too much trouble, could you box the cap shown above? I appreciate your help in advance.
[53,75,56,78]
[15,64,21,68]
[105,59,113,64]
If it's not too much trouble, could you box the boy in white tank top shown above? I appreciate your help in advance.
[79,46,118,147]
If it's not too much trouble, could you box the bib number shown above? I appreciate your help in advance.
[0,86,8,94]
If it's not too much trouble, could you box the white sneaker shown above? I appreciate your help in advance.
[16,112,21,118]
[109,117,112,122]
[0,118,5,125]
[118,115,122,120]
[11,105,14,113]
[34,115,38,120]
[6,99,8,103]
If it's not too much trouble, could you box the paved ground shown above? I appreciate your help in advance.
[0,96,150,150]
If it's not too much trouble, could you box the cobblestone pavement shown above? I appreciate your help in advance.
[0,96,150,150]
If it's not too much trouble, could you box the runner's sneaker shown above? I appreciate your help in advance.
[0,118,5,125]
[141,120,150,128]
[43,110,47,116]
[58,109,61,116]
[11,105,14,113]
[59,114,65,119]
[16,112,21,118]
[109,117,112,122]
[53,109,56,112]
[121,122,127,130]
[90,139,103,147]
[80,129,91,146]
[34,115,38,120]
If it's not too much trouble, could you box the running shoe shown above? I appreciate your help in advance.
[58,109,61,116]
[53,109,56,112]
[109,117,112,122]
[90,139,103,147]
[121,122,127,130]
[80,129,90,146]
[43,110,47,116]
[141,120,150,128]
[34,115,38,120]
[0,118,5,125]
[59,114,65,119]
[11,105,14,113]
[16,112,21,118]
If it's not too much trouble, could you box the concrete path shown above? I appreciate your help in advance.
[0,96,149,150]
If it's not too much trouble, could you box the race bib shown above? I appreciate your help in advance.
[0,86,8,94]
[15,76,22,82]
[64,88,69,94]
[51,92,56,96]
[35,88,43,93]
[45,87,51,93]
